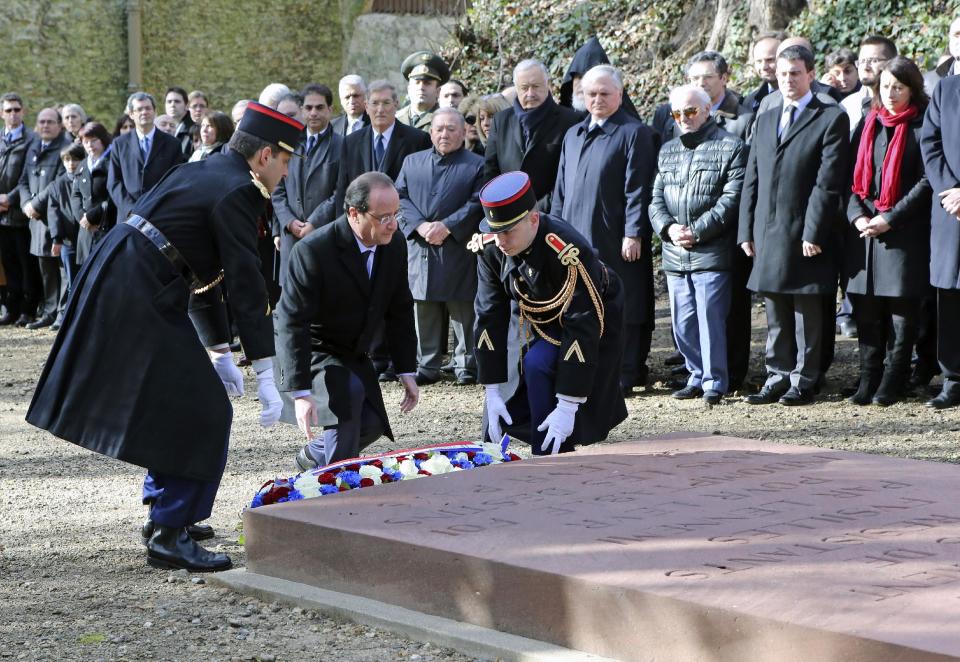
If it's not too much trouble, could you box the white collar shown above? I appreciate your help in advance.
[372,122,395,143]
[136,126,157,142]
[783,90,814,114]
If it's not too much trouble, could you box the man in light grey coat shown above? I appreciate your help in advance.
[396,108,485,386]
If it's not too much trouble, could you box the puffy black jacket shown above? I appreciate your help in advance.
[650,119,746,273]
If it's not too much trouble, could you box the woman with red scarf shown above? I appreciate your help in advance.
[846,56,932,406]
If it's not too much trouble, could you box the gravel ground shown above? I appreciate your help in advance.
[1,298,959,661]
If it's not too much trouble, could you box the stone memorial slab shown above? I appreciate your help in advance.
[244,434,960,661]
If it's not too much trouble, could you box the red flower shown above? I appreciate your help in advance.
[359,478,375,487]
[347,463,361,472]
[508,453,521,461]
[466,451,477,459]
[414,453,429,460]
[370,459,384,468]
[261,485,291,505]
[338,484,350,492]
[396,455,408,462]
[418,469,432,476]
[381,475,393,483]
[318,472,336,485]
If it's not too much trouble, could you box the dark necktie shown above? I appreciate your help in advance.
[375,134,385,168]
[360,250,373,278]
[779,105,796,143]
[306,135,316,155]
[350,120,361,134]
[140,135,150,161]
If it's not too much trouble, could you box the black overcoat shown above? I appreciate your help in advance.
[552,108,656,326]
[845,116,931,298]
[275,217,417,439]
[47,173,78,247]
[26,150,274,482]
[0,127,33,228]
[71,155,115,264]
[474,215,627,445]
[920,75,960,290]
[334,121,432,213]
[396,146,484,302]
[19,132,69,257]
[738,96,850,294]
[272,129,343,288]
[483,101,581,213]
[107,128,185,223]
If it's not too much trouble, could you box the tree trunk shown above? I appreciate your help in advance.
[748,0,807,30]
[706,0,735,51]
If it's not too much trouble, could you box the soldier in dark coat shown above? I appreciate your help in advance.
[0,93,36,326]
[559,36,640,120]
[27,103,298,572]
[738,46,850,406]
[272,83,343,289]
[483,59,581,213]
[474,171,626,456]
[276,172,419,471]
[396,108,485,385]
[19,108,70,328]
[920,71,960,408]
[552,65,657,394]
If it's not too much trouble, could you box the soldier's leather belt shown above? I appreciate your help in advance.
[126,215,203,291]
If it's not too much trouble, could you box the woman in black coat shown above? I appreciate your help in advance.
[845,56,932,406]
[72,122,116,264]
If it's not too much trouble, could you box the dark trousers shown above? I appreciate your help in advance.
[915,289,939,380]
[762,292,824,391]
[58,244,77,320]
[35,254,61,319]
[310,370,384,465]
[937,288,960,394]
[622,322,652,387]
[414,300,476,379]
[0,225,39,317]
[851,293,919,378]
[142,441,228,528]
[726,251,753,388]
[820,293,838,375]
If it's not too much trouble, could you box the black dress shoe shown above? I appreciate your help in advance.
[142,518,216,542]
[670,365,689,376]
[926,390,960,410]
[14,313,33,327]
[664,350,685,366]
[703,389,722,405]
[25,315,54,329]
[455,375,476,386]
[414,372,441,386]
[295,445,324,472]
[672,385,703,400]
[146,525,231,572]
[744,385,787,405]
[378,368,397,382]
[780,386,815,406]
[0,312,17,326]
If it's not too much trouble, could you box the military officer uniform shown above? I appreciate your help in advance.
[396,51,450,132]
[473,172,627,454]
[26,103,301,572]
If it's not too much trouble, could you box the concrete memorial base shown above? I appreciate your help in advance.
[241,434,960,661]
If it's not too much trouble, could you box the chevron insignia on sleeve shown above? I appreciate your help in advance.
[563,339,585,362]
[477,328,495,351]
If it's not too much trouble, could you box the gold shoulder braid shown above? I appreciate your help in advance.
[249,171,270,200]
[467,232,496,253]
[192,270,225,294]
[512,232,605,350]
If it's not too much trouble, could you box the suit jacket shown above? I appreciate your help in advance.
[71,155,115,263]
[107,128,185,223]
[330,112,370,137]
[483,101,582,213]
[0,126,33,228]
[272,128,343,288]
[552,108,657,325]
[19,132,70,257]
[920,75,960,289]
[743,82,775,112]
[396,146,484,301]
[738,95,850,294]
[334,121,432,213]
[47,173,79,247]
[275,216,417,439]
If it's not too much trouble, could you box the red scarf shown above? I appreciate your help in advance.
[851,104,920,212]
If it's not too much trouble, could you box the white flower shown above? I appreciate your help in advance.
[482,442,506,461]
[359,464,383,479]
[381,456,400,471]
[420,454,455,475]
[294,473,318,492]
[299,484,322,498]
[398,459,419,476]
[455,452,469,462]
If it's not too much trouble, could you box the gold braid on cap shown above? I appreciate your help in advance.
[512,233,605,349]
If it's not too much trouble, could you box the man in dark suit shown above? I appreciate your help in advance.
[396,108,485,386]
[165,86,194,157]
[330,75,370,137]
[272,83,343,289]
[0,92,37,326]
[107,91,185,224]
[552,64,657,394]
[920,72,960,408]
[19,108,70,329]
[743,32,783,112]
[277,171,419,471]
[738,45,849,406]
[483,59,581,213]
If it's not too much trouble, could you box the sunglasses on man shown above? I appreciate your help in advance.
[670,107,702,121]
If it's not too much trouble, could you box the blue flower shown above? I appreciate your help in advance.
[473,452,493,466]
[251,493,264,509]
[460,460,475,469]
[320,485,339,495]
[277,488,305,503]
[339,471,362,488]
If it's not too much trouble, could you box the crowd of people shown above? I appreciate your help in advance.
[4,24,960,416]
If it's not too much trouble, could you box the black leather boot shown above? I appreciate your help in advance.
[848,372,881,405]
[141,518,215,543]
[146,524,231,572]
[874,314,916,407]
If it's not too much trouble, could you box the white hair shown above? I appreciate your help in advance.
[62,103,87,121]
[513,59,550,87]
[258,83,291,109]
[339,75,367,94]
[669,84,711,109]
[581,64,623,90]
[431,106,465,129]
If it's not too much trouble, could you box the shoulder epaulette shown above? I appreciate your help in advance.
[545,232,580,266]
[467,232,496,253]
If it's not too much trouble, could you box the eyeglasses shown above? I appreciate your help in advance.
[670,107,702,120]
[464,115,477,125]
[3,107,22,113]
[363,210,399,225]
[856,57,888,67]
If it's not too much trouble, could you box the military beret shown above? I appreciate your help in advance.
[479,171,537,233]
[401,51,451,85]
[237,101,305,155]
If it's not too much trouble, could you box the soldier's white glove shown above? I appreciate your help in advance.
[253,358,283,428]
[485,384,513,445]
[211,350,244,397]
[537,397,580,455]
